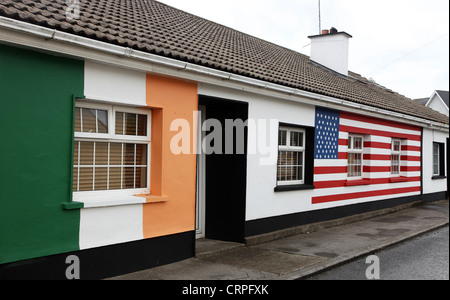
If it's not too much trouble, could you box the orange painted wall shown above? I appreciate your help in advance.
[143,74,198,239]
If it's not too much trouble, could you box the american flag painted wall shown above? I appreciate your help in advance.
[312,107,422,205]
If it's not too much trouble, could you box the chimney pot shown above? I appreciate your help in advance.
[330,27,338,34]
[321,29,329,35]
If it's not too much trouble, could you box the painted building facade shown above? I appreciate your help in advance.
[0,0,448,279]
[1,45,198,278]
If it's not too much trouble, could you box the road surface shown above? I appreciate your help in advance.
[308,226,449,280]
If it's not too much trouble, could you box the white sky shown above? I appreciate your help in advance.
[156,0,449,100]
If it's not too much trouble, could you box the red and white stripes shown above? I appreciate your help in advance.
[312,111,421,205]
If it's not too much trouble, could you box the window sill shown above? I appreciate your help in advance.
[345,177,410,186]
[389,176,408,183]
[274,184,315,192]
[134,194,169,203]
[345,179,370,186]
[63,194,168,210]
[432,175,447,180]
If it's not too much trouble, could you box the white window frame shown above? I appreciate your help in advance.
[391,139,402,176]
[277,126,306,186]
[433,143,440,176]
[347,134,364,179]
[73,102,151,203]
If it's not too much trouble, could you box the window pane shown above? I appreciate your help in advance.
[355,165,362,177]
[348,153,362,177]
[95,142,109,165]
[355,153,362,164]
[278,150,286,166]
[391,155,398,164]
[110,143,122,165]
[115,112,124,135]
[391,154,400,175]
[277,151,286,181]
[79,142,94,165]
[393,141,401,152]
[278,130,287,146]
[109,167,122,190]
[125,113,137,136]
[75,108,81,132]
[277,166,286,181]
[137,114,147,136]
[136,144,148,165]
[298,151,304,167]
[123,167,135,189]
[82,108,97,133]
[354,137,363,149]
[79,167,93,191]
[136,167,147,189]
[124,144,135,165]
[77,109,109,134]
[394,166,399,174]
[297,166,303,181]
[287,151,295,166]
[290,131,303,147]
[434,144,440,154]
[94,167,108,191]
[434,164,439,175]
[97,110,108,133]
[392,166,399,175]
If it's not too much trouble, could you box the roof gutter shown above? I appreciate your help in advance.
[1,16,448,131]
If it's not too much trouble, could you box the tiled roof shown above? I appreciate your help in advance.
[1,0,448,124]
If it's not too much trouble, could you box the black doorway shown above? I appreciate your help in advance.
[199,95,248,243]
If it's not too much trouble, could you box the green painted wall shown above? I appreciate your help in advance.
[0,45,84,264]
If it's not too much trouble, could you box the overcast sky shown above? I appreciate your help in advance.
[157,0,449,100]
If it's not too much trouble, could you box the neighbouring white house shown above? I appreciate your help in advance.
[415,90,449,117]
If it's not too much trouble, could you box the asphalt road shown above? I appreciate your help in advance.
[307,226,449,280]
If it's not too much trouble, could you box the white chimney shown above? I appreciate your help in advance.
[308,27,352,76]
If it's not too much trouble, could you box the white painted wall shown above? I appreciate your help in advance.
[245,92,317,220]
[423,128,448,194]
[84,61,147,106]
[79,205,144,250]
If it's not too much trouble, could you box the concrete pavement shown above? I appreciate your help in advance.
[108,200,449,280]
